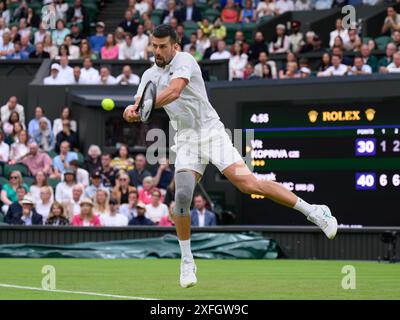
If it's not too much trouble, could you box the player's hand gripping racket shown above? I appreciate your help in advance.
[138,80,157,124]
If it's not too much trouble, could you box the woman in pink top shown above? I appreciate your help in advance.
[138,176,163,205]
[101,33,119,60]
[159,201,175,227]
[72,198,101,226]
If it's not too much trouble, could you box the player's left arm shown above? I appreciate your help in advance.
[154,77,188,109]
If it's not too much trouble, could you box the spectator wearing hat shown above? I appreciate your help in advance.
[84,171,106,199]
[269,24,289,54]
[248,32,268,63]
[72,198,101,226]
[275,0,294,15]
[18,195,43,225]
[55,168,77,203]
[128,202,154,226]
[120,191,138,221]
[89,22,107,55]
[44,63,62,85]
[100,198,128,226]
[145,190,168,224]
[159,201,176,227]
[3,186,26,223]
[300,67,311,78]
[288,21,304,54]
[45,202,70,226]
[190,194,217,227]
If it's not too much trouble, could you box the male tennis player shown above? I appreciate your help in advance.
[123,24,337,288]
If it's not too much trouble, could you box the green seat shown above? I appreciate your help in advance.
[375,36,391,50]
[23,177,34,187]
[183,21,199,29]
[47,150,58,159]
[151,15,161,26]
[258,15,273,25]
[77,152,85,166]
[48,178,61,190]
[3,164,30,178]
[242,22,257,42]
[223,23,241,45]
[0,176,9,187]
[362,36,371,44]
[204,8,220,22]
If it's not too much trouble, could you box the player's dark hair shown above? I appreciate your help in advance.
[152,24,177,43]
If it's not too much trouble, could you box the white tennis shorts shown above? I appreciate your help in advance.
[172,127,243,175]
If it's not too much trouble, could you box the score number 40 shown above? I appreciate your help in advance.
[356,172,400,190]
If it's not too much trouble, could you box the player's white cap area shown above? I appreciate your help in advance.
[123,24,338,288]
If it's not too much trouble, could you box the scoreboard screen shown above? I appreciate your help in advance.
[241,102,400,226]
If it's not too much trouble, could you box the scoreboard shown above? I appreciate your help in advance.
[241,102,400,226]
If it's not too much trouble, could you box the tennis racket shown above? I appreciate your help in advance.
[138,80,157,124]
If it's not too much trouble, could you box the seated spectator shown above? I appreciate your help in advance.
[116,65,140,85]
[0,129,9,162]
[57,44,73,60]
[99,153,119,189]
[135,0,151,17]
[196,29,210,57]
[53,141,78,178]
[0,32,14,59]
[9,130,29,162]
[20,34,34,55]
[159,201,175,226]
[2,110,25,136]
[67,0,89,35]
[84,171,106,199]
[64,183,84,220]
[332,36,345,52]
[256,0,275,21]
[145,190,168,224]
[112,144,134,172]
[318,52,331,72]
[26,6,40,28]
[1,172,29,215]
[54,0,69,21]
[161,0,177,25]
[4,186,26,223]
[28,106,51,138]
[360,43,378,73]
[52,19,70,47]
[53,107,77,137]
[210,17,227,40]
[69,159,89,187]
[331,46,352,66]
[9,25,20,43]
[381,6,400,35]
[248,32,268,63]
[300,31,316,54]
[29,42,50,59]
[269,24,289,54]
[294,0,312,10]
[55,119,79,153]
[138,176,162,205]
[98,66,118,85]
[33,118,55,152]
[55,169,77,203]
[10,195,42,225]
[183,32,198,53]
[43,34,58,59]
[18,19,31,39]
[317,54,348,76]
[78,58,99,84]
[198,18,213,38]
[6,41,28,60]
[188,44,202,61]
[83,144,102,176]
[240,0,256,23]
[229,43,248,80]
[100,198,128,226]
[119,191,138,221]
[30,170,51,203]
[45,202,70,226]
[132,24,149,59]
[348,55,372,75]
[119,9,139,35]
[176,0,202,23]
[57,56,74,84]
[300,66,311,78]
[345,29,362,51]
[203,37,219,60]
[152,157,174,194]
[63,34,79,59]
[112,171,137,205]
[288,21,303,54]
[101,33,119,60]
[19,142,53,177]
[279,61,300,79]
[70,22,85,46]
[329,18,349,48]
[89,22,107,55]
[254,51,277,79]
[221,0,239,23]
[367,38,377,51]
[392,31,400,50]
[34,23,50,45]
[190,194,217,226]
[79,40,97,60]
[128,153,151,188]
[93,188,110,215]
[71,66,82,84]
[4,122,23,145]
[118,33,136,60]
[385,52,400,73]
[36,186,54,222]
[128,201,154,225]
[72,198,101,226]
[44,63,62,85]
[275,0,294,15]
[0,2,10,26]
[378,43,397,72]
[243,61,258,79]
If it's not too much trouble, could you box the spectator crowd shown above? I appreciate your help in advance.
[0,95,218,226]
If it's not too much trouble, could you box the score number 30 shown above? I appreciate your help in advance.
[356,138,400,156]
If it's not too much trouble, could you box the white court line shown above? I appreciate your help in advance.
[0,283,158,300]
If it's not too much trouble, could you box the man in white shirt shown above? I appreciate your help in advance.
[58,56,74,84]
[318,54,348,77]
[387,52,400,73]
[43,63,63,85]
[329,18,349,48]
[275,0,295,15]
[64,34,80,59]
[1,95,25,123]
[132,24,149,59]
[210,40,231,60]
[100,198,128,226]
[64,183,84,220]
[34,22,50,45]
[118,33,137,60]
[145,190,168,224]
[98,66,118,85]
[116,65,140,85]
[80,58,100,84]
[348,56,372,75]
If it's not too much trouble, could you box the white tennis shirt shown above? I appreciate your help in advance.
[135,51,223,133]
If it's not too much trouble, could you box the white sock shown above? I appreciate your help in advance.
[293,197,315,217]
[179,239,193,263]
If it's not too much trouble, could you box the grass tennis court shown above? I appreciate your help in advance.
[0,259,399,300]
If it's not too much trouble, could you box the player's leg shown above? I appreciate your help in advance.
[222,160,337,239]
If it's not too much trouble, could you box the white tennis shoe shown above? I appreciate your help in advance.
[180,259,197,288]
[307,205,338,240]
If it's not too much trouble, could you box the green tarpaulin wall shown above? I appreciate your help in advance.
[0,233,282,259]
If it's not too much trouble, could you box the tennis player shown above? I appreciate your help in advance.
[123,24,338,288]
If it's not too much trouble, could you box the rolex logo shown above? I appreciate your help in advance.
[308,110,318,123]
[365,108,376,122]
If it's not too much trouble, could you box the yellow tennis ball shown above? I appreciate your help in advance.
[102,98,115,111]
